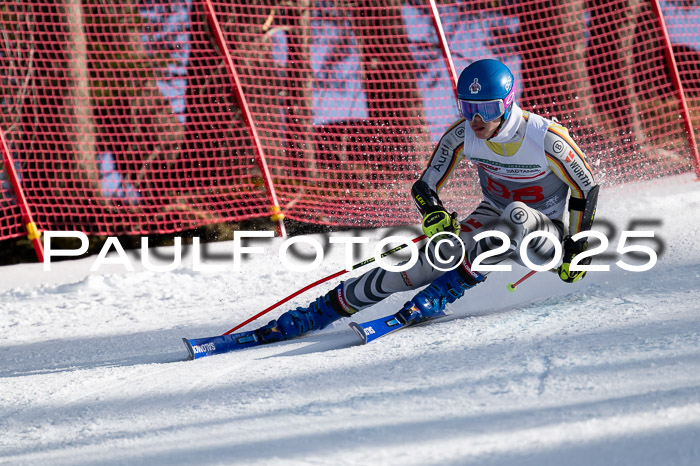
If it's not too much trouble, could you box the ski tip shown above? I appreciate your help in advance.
[349,322,368,345]
[182,338,195,360]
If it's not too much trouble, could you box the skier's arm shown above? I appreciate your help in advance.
[411,119,466,237]
[543,124,598,236]
[544,124,599,283]
[411,118,466,215]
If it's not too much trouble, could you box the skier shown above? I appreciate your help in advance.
[256,58,599,343]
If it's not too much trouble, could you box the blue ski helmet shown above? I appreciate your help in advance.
[457,59,516,122]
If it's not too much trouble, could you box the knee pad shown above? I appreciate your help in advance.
[501,201,532,230]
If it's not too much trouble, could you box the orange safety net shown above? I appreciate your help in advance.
[1,0,698,241]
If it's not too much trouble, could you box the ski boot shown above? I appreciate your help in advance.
[256,284,355,343]
[399,266,484,324]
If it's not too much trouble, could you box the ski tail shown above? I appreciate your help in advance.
[350,308,448,345]
[349,313,405,344]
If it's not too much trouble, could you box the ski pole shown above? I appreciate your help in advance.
[506,269,537,292]
[223,234,427,335]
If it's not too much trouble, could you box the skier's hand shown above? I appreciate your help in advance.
[558,236,591,283]
[421,205,460,238]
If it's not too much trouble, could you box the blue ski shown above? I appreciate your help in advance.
[349,308,448,344]
[185,308,450,359]
[183,329,270,360]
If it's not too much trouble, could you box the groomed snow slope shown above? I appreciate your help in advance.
[1,175,699,465]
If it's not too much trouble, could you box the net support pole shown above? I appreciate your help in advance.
[202,0,287,236]
[0,130,44,262]
[428,0,459,98]
[650,0,700,179]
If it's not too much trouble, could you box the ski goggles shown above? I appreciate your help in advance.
[458,98,506,122]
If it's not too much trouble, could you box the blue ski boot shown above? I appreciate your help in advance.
[399,266,484,324]
[257,284,356,343]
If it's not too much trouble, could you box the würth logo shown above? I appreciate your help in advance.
[470,78,481,94]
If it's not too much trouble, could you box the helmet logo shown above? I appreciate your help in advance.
[469,78,481,94]
[504,76,513,92]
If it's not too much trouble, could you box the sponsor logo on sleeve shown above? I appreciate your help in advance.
[570,160,592,187]
[432,146,452,171]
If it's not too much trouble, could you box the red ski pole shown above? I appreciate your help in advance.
[223,234,427,335]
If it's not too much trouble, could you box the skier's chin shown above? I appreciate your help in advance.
[471,126,494,139]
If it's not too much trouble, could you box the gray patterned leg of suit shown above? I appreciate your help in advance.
[465,201,564,269]
[342,201,564,311]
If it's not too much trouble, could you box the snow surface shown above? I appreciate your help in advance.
[1,175,700,465]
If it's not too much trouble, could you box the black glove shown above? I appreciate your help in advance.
[558,236,591,283]
[421,205,460,238]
